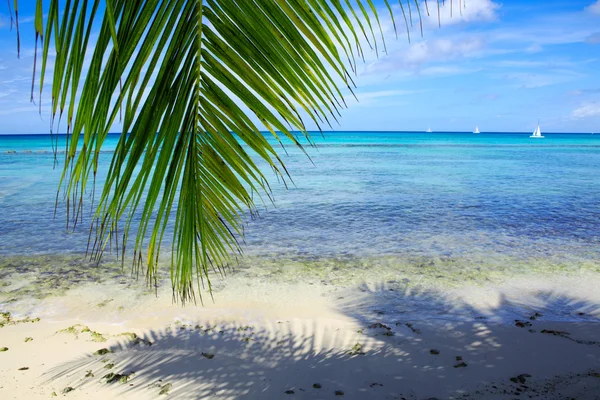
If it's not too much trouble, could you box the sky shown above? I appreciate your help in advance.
[0,0,599,134]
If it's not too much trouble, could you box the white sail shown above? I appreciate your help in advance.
[530,121,544,138]
[426,126,432,133]
[474,125,480,134]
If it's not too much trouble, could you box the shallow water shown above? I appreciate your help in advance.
[1,132,600,319]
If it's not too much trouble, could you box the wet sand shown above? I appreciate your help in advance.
[1,270,600,399]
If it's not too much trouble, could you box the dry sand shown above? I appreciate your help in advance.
[1,272,600,399]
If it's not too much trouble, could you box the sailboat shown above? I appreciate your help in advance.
[530,120,544,138]
[426,126,432,133]
[473,125,480,134]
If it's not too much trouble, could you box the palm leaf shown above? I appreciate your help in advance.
[5,0,451,303]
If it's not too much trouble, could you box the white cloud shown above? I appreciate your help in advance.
[421,0,500,26]
[573,102,600,118]
[366,36,485,75]
[586,1,600,15]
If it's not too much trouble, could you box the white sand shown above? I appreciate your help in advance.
[1,272,600,399]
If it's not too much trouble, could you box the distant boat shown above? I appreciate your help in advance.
[530,121,544,138]
[426,126,432,133]
[473,125,480,134]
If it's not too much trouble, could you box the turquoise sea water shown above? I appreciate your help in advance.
[1,132,600,300]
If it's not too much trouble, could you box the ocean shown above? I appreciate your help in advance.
[1,131,600,315]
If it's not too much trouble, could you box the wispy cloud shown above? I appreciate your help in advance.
[573,102,600,118]
[585,32,600,44]
[366,36,486,75]
[419,65,480,76]
[0,106,39,116]
[569,88,600,96]
[421,0,500,27]
[494,70,583,89]
[586,1,600,15]
[345,89,419,107]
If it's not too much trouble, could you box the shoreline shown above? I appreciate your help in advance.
[1,270,600,399]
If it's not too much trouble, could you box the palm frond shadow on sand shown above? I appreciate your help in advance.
[45,284,600,399]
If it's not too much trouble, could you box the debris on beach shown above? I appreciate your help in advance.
[313,383,322,389]
[509,374,532,384]
[94,348,111,355]
[57,324,106,342]
[401,322,421,334]
[368,322,394,336]
[103,371,135,384]
[540,329,569,336]
[89,331,107,342]
[158,382,173,395]
[284,390,295,394]
[430,349,440,355]
[202,352,215,359]
[119,332,138,341]
[0,347,8,352]
[370,383,383,387]
[57,324,85,336]
[97,298,114,308]
[85,370,94,378]
[529,312,543,320]
[237,325,254,332]
[369,322,390,330]
[514,320,532,328]
[24,337,33,342]
[348,343,365,356]
[335,390,345,396]
[120,332,152,346]
[454,357,467,368]
[0,312,40,328]
[62,387,74,394]
[18,367,29,370]
[104,363,115,369]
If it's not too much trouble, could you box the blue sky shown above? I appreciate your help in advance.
[1,0,599,133]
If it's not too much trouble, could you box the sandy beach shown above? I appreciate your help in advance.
[1,269,600,399]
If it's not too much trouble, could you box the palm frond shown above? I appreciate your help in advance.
[5,0,453,303]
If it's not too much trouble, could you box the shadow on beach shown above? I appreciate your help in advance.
[42,283,600,399]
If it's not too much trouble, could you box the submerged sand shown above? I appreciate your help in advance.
[1,267,600,399]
